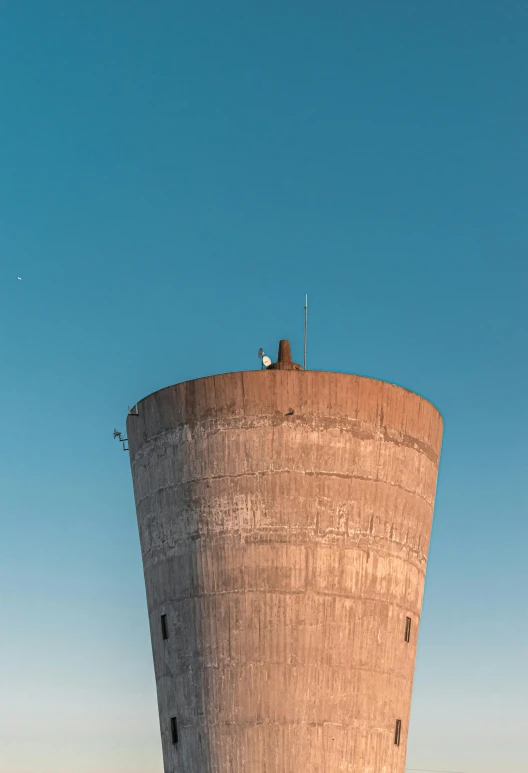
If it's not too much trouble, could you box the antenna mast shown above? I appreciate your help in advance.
[304,294,308,370]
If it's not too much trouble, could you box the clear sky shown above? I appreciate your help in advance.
[0,3,526,772]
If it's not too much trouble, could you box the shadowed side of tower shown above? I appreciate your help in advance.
[127,360,443,773]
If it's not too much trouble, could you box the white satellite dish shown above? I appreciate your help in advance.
[262,356,272,368]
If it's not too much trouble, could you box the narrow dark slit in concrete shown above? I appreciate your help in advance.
[161,614,168,640]
[394,719,401,746]
[171,717,179,745]
[405,617,411,642]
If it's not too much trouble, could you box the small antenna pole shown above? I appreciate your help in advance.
[304,293,308,370]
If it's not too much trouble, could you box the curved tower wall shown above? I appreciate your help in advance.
[127,369,443,773]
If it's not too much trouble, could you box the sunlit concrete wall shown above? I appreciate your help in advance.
[127,369,443,773]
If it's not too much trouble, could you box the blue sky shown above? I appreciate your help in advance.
[1,3,526,772]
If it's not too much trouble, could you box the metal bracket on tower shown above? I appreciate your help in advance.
[113,429,129,451]
[128,405,139,416]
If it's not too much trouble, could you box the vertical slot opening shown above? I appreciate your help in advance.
[394,719,401,746]
[405,616,411,643]
[171,716,178,745]
[161,614,168,641]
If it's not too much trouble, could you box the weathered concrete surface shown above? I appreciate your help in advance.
[127,370,443,773]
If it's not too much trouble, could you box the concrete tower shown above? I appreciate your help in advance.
[127,341,443,773]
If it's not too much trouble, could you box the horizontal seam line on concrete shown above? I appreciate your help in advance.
[147,590,424,616]
[139,528,429,552]
[157,714,404,732]
[158,718,405,732]
[155,664,415,682]
[141,537,428,570]
[133,471,434,510]
[130,419,439,465]
[141,544,428,576]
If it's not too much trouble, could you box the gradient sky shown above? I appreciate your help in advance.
[1,3,527,773]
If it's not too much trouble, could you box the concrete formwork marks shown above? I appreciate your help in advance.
[127,370,442,773]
